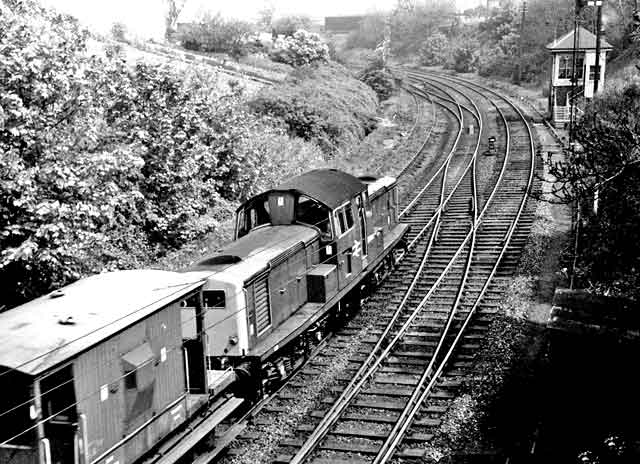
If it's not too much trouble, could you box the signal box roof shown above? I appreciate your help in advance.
[0,270,208,376]
[546,26,613,52]
[267,169,367,210]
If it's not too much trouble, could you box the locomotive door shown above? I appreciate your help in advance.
[357,193,368,266]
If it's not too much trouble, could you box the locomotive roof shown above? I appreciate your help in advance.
[268,169,367,209]
[0,270,208,376]
[190,225,318,282]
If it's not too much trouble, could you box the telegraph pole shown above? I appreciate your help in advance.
[592,0,603,94]
[515,0,527,84]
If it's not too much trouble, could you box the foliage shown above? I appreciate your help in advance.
[0,0,324,309]
[344,13,387,50]
[476,46,514,78]
[248,63,378,154]
[111,22,128,42]
[269,30,330,67]
[389,0,457,56]
[257,2,276,31]
[448,38,479,73]
[165,0,186,36]
[419,32,450,66]
[549,81,640,297]
[270,15,312,37]
[179,13,254,57]
[343,1,456,55]
[357,56,396,101]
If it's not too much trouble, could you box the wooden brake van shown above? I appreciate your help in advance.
[0,270,213,464]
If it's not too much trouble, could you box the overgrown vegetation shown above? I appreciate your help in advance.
[0,0,332,309]
[248,63,378,154]
[178,13,255,57]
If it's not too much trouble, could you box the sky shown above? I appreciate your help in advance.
[40,0,484,39]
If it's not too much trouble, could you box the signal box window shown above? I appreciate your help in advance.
[558,54,584,80]
[296,195,331,236]
[203,290,225,309]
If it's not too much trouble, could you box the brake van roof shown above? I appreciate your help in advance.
[0,270,208,376]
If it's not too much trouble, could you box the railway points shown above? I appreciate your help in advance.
[214,70,539,464]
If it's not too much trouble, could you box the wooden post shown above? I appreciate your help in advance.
[33,379,46,464]
[593,1,603,93]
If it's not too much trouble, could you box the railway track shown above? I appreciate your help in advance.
[208,71,538,464]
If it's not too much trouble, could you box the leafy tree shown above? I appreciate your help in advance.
[257,1,276,31]
[419,32,450,66]
[165,0,186,36]
[344,13,387,50]
[270,29,330,66]
[390,0,457,55]
[449,38,478,73]
[548,81,640,296]
[111,22,128,42]
[271,15,312,37]
[0,0,325,309]
[179,13,254,57]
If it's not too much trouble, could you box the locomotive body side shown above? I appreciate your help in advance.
[188,170,408,390]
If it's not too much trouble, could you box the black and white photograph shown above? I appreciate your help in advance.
[1,1,638,463]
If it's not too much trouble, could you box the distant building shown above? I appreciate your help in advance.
[546,26,613,126]
[324,16,366,33]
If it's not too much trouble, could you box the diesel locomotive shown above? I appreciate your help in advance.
[0,169,408,464]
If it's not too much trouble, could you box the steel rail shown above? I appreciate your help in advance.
[288,76,486,464]
[400,83,482,251]
[286,85,466,464]
[373,70,536,464]
[393,91,436,182]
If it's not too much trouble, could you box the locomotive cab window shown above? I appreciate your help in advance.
[236,197,271,238]
[203,290,225,309]
[334,203,355,236]
[296,195,331,237]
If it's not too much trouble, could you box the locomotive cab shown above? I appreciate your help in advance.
[235,192,332,241]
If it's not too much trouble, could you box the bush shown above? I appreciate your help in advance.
[476,46,513,78]
[270,30,330,67]
[271,15,312,37]
[447,39,478,73]
[358,58,396,101]
[359,68,395,101]
[179,13,254,57]
[248,63,378,154]
[419,32,449,66]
